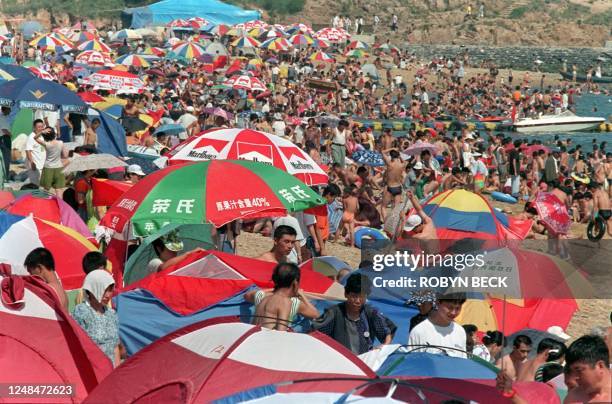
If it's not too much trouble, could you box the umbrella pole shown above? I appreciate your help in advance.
[501,294,507,373]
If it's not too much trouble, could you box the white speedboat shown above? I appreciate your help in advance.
[514,111,605,133]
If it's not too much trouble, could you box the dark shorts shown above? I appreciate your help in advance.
[600,210,612,220]
[387,186,402,196]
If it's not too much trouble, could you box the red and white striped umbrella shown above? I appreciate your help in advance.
[27,66,55,81]
[166,19,190,28]
[223,75,266,92]
[166,128,329,185]
[84,69,145,93]
[188,17,210,30]
[84,318,373,403]
[314,27,351,42]
[75,50,113,66]
[234,19,269,30]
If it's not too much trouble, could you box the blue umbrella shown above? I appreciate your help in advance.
[0,77,87,113]
[351,149,385,166]
[0,64,35,80]
[154,123,185,136]
[18,21,43,39]
[378,351,497,379]
[124,157,160,175]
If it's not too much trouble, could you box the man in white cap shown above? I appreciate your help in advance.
[547,325,571,341]
[272,112,286,138]
[126,164,145,184]
[402,190,437,245]
[177,105,198,139]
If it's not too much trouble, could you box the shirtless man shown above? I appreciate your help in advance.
[605,152,612,198]
[496,335,532,381]
[381,149,406,221]
[256,225,297,263]
[244,263,319,331]
[402,191,438,251]
[24,247,69,311]
[590,181,612,236]
[304,118,321,147]
[380,128,395,151]
[517,338,566,382]
[564,335,611,404]
[83,118,100,147]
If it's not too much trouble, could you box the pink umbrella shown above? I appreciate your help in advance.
[403,141,439,156]
[201,107,234,120]
[533,192,571,235]
[522,144,550,155]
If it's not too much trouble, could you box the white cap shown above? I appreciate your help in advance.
[274,112,283,120]
[186,106,195,112]
[547,325,570,341]
[127,164,145,176]
[403,214,423,232]
[471,152,482,157]
[413,161,424,170]
[465,132,475,140]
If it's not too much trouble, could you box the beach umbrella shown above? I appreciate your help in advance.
[289,33,314,47]
[63,153,127,174]
[0,69,13,82]
[155,123,186,136]
[522,144,550,155]
[77,39,111,53]
[85,69,145,93]
[351,149,385,166]
[231,35,261,48]
[18,21,43,39]
[115,54,150,68]
[201,107,234,121]
[285,23,314,35]
[361,63,380,79]
[171,41,205,60]
[99,160,325,235]
[248,27,266,38]
[91,178,132,207]
[309,50,334,63]
[314,27,351,42]
[143,46,165,57]
[403,141,439,156]
[235,19,269,30]
[27,66,54,81]
[300,256,350,277]
[377,351,497,379]
[205,42,229,56]
[75,50,113,66]
[0,77,87,113]
[166,128,329,186]
[5,193,91,239]
[223,74,266,92]
[110,29,142,42]
[69,31,98,43]
[345,48,368,58]
[0,212,98,290]
[166,19,190,29]
[0,65,33,80]
[312,38,330,49]
[346,40,369,50]
[260,37,290,52]
[77,91,105,103]
[533,192,571,235]
[265,28,286,38]
[29,34,74,52]
[187,17,210,31]
[210,24,231,36]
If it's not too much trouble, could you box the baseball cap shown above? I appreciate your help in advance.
[547,325,570,341]
[403,214,423,232]
[413,161,424,170]
[127,164,145,176]
[186,106,195,112]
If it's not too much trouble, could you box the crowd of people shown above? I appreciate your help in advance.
[1,18,611,403]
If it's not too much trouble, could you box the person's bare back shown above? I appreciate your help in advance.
[496,355,522,381]
[254,292,292,331]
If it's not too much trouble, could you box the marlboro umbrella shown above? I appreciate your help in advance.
[85,69,145,93]
[533,192,571,235]
[223,75,266,92]
[165,128,328,185]
[99,160,325,236]
[75,50,113,66]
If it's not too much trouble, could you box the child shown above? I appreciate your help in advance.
[336,185,359,247]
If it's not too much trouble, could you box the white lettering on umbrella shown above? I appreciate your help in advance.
[223,201,231,210]
[144,222,156,233]
[151,199,172,213]
[291,185,309,199]
[278,189,296,203]
[117,198,138,211]
[243,199,252,207]
[176,199,195,214]
[216,202,224,211]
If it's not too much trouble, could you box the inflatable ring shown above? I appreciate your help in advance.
[570,173,590,184]
[354,227,388,249]
[491,191,518,204]
[587,216,606,242]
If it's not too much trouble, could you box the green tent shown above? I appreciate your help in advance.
[11,108,34,140]
[123,223,215,285]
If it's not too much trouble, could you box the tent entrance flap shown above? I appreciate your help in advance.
[169,254,246,280]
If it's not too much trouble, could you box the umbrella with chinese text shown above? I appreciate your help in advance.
[99,160,325,236]
[533,192,571,235]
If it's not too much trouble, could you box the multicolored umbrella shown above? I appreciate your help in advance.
[85,69,145,93]
[231,35,261,48]
[289,33,314,47]
[345,49,368,58]
[210,24,231,36]
[5,193,91,239]
[234,20,269,30]
[0,212,98,290]
[312,39,330,49]
[188,17,210,31]
[533,192,571,235]
[99,160,325,235]
[171,41,205,60]
[77,39,111,53]
[285,23,314,35]
[166,19,191,28]
[223,75,266,92]
[265,28,286,38]
[27,66,54,81]
[346,40,369,50]
[248,27,266,38]
[166,128,329,186]
[29,34,74,52]
[77,91,105,103]
[143,46,165,57]
[75,50,113,66]
[260,37,290,52]
[110,29,142,42]
[309,51,334,63]
[314,27,351,42]
[69,31,98,43]
[115,54,150,68]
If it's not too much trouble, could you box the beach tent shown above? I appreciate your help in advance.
[0,271,112,402]
[124,0,261,28]
[85,318,374,403]
[116,250,345,354]
[88,108,129,157]
[377,351,497,379]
